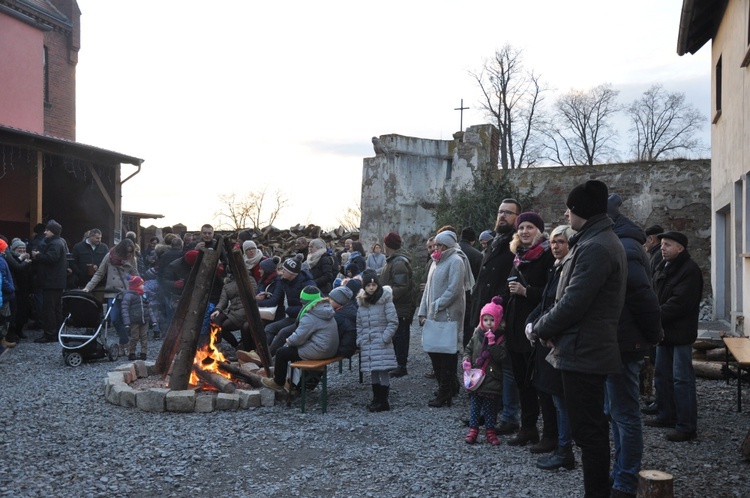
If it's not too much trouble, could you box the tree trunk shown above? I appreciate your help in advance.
[637,469,673,498]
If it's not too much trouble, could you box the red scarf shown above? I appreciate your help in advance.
[514,239,549,267]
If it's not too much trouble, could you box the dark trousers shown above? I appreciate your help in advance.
[42,288,63,338]
[538,391,558,440]
[509,350,539,430]
[213,312,239,348]
[563,370,610,498]
[392,316,412,367]
[273,346,301,385]
[428,352,457,395]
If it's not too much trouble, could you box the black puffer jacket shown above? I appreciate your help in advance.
[612,215,663,360]
[653,250,703,346]
[334,300,358,359]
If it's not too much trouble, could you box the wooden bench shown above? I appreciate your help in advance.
[288,356,345,414]
[723,337,750,412]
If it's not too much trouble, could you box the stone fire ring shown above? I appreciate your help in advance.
[104,360,275,413]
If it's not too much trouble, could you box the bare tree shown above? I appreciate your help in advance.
[470,44,547,169]
[628,84,705,161]
[542,84,620,166]
[336,201,361,232]
[214,187,288,231]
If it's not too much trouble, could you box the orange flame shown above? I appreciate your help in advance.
[189,323,233,387]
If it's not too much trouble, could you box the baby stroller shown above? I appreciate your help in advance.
[58,290,118,367]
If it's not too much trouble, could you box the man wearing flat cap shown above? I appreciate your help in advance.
[528,180,627,498]
[645,231,702,443]
[643,225,664,276]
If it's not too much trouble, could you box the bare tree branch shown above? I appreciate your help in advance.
[470,44,547,169]
[627,84,705,161]
[213,188,288,231]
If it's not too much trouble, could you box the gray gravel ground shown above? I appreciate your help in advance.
[2,327,750,498]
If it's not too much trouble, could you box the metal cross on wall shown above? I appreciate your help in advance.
[454,99,469,132]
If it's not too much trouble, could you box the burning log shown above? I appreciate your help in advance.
[170,241,222,390]
[194,364,237,394]
[218,362,262,388]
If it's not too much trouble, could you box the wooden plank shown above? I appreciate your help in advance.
[291,357,344,370]
[723,337,750,365]
[223,238,272,377]
[169,241,222,390]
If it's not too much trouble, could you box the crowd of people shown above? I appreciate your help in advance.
[0,180,704,498]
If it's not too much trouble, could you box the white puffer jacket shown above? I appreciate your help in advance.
[356,286,398,372]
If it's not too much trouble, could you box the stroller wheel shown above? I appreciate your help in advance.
[64,352,83,367]
[107,343,118,362]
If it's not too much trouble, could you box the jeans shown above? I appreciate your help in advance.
[500,361,520,425]
[264,316,296,356]
[552,394,572,447]
[606,358,645,495]
[392,316,412,367]
[563,370,610,498]
[655,344,697,433]
[107,297,129,345]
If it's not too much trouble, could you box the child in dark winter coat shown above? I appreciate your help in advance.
[463,296,507,445]
[121,276,153,360]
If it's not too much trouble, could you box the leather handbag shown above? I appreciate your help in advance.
[421,314,459,354]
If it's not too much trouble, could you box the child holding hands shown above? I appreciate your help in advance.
[463,296,507,445]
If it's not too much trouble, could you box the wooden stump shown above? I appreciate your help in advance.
[637,469,673,498]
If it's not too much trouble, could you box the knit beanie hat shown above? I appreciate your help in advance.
[242,240,257,252]
[480,296,504,332]
[515,212,545,232]
[607,193,623,219]
[461,227,477,242]
[566,180,609,220]
[384,232,402,250]
[282,254,304,274]
[329,286,353,306]
[0,239,7,253]
[361,269,379,285]
[10,239,25,252]
[479,230,494,243]
[300,285,321,303]
[260,256,280,274]
[345,277,363,297]
[46,220,62,236]
[434,230,457,248]
[184,249,199,266]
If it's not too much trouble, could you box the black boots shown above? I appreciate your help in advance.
[368,384,390,412]
[536,444,576,471]
[507,427,540,446]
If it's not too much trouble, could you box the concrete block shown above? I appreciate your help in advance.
[107,371,127,383]
[107,384,134,406]
[133,360,148,379]
[119,386,137,408]
[145,361,159,377]
[166,390,195,412]
[114,363,136,383]
[136,388,169,412]
[259,388,275,407]
[237,389,262,409]
[215,393,239,411]
[195,394,215,413]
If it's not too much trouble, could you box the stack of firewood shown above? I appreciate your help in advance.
[216,224,360,260]
[693,340,733,379]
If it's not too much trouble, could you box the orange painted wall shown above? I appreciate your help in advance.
[0,15,44,133]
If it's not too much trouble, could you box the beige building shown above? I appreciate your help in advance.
[679,0,750,335]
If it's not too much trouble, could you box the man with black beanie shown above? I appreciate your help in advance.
[527,180,627,498]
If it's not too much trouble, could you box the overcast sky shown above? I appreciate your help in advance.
[74,0,711,232]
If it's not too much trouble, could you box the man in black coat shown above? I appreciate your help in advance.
[31,221,68,343]
[530,181,627,498]
[70,228,109,289]
[606,195,663,497]
[646,231,702,443]
[471,199,522,435]
[643,225,664,277]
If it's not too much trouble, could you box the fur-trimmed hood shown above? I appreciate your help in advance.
[356,285,393,306]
